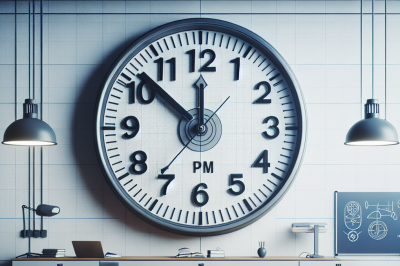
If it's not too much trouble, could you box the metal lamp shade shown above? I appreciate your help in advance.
[2,99,57,146]
[345,99,399,146]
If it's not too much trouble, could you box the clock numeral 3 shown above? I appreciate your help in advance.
[121,116,140,139]
[262,116,279,139]
[185,49,217,73]
[158,174,175,196]
[154,57,176,81]
[191,183,209,207]
[228,174,245,195]
[252,150,271,173]
[253,81,272,104]
[130,150,147,175]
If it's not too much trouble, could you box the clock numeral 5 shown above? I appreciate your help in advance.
[252,150,270,173]
[191,183,209,207]
[262,116,279,139]
[121,116,140,139]
[130,150,147,175]
[158,174,175,196]
[154,57,176,81]
[186,49,217,73]
[126,80,156,105]
[228,174,245,195]
[253,81,271,104]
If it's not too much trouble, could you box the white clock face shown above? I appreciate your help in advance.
[95,19,306,235]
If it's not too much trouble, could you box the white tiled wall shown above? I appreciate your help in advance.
[1,0,400,265]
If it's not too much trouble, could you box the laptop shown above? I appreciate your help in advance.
[72,241,104,258]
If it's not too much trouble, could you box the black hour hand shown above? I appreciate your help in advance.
[137,72,193,121]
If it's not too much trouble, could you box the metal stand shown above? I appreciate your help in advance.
[309,225,324,258]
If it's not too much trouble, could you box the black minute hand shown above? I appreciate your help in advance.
[137,72,193,121]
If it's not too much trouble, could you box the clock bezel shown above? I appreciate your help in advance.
[95,18,307,236]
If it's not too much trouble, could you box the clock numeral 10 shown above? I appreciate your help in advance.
[130,150,147,175]
[126,80,156,105]
[228,174,245,195]
[191,183,209,207]
[252,150,270,173]
[186,49,217,73]
[121,116,140,139]
[154,57,176,81]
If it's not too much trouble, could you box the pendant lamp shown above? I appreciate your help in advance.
[345,0,398,146]
[2,0,56,146]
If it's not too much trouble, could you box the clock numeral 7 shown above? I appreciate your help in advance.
[186,49,216,73]
[191,183,209,207]
[158,174,175,196]
[154,57,176,81]
[121,116,140,139]
[126,80,156,105]
[130,150,147,175]
[228,174,245,195]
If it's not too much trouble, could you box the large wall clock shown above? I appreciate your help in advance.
[95,18,307,236]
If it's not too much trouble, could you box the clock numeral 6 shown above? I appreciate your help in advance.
[253,81,271,104]
[158,174,175,196]
[126,80,156,105]
[130,150,147,175]
[121,116,140,139]
[191,183,209,207]
[252,150,271,173]
[262,116,280,139]
[228,174,245,195]
[186,49,217,73]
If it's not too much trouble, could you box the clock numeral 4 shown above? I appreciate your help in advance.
[262,116,279,139]
[154,57,176,81]
[121,116,140,139]
[158,174,175,196]
[130,150,147,175]
[186,49,217,73]
[228,174,245,195]
[252,150,270,173]
[253,81,271,104]
[191,183,209,207]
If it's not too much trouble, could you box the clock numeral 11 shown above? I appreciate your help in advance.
[154,57,176,81]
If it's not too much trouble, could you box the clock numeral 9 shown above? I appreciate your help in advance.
[252,150,270,173]
[262,116,279,139]
[130,150,147,175]
[154,57,176,81]
[186,49,217,73]
[253,81,271,104]
[121,116,140,139]
[126,80,156,105]
[191,183,209,207]
[228,174,245,195]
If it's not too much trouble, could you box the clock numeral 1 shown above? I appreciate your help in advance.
[154,57,176,81]
[253,81,272,104]
[191,183,209,207]
[158,174,175,196]
[130,150,147,175]
[228,174,245,195]
[252,150,270,173]
[230,57,240,81]
[121,116,140,139]
[262,116,280,139]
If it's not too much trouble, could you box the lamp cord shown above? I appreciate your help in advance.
[28,0,30,99]
[14,0,17,121]
[33,0,35,101]
[360,0,363,118]
[372,0,374,99]
[385,0,387,119]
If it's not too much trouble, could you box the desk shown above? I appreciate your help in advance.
[12,256,400,266]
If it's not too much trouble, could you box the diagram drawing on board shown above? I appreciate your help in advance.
[343,201,362,242]
[365,201,398,240]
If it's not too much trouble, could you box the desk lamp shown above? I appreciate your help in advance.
[292,223,328,258]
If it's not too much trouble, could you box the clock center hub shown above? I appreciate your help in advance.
[178,108,222,152]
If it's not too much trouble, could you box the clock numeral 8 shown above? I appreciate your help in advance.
[130,150,147,175]
[191,183,209,207]
[121,116,140,139]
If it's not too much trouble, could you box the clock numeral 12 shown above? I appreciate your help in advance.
[191,183,209,207]
[252,150,270,173]
[186,49,217,73]
[154,57,176,81]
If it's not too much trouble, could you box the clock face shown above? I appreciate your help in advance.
[95,19,307,236]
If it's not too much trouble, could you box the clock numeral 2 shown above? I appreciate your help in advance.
[154,57,176,81]
[262,116,280,139]
[252,150,270,173]
[158,174,175,196]
[192,183,209,207]
[121,116,140,139]
[228,174,245,195]
[186,49,217,73]
[130,150,147,175]
[253,81,271,104]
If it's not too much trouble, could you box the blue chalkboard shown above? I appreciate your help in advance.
[335,192,400,255]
